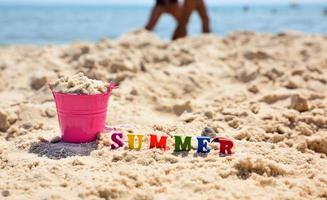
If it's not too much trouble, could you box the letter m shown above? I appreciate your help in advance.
[174,136,192,152]
[150,134,168,150]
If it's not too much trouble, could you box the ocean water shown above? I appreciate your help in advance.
[0,4,326,45]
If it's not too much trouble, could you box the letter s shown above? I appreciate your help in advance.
[111,131,124,150]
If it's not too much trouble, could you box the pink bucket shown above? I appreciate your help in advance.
[50,83,117,143]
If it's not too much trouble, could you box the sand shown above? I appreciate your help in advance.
[0,30,327,199]
[49,72,108,94]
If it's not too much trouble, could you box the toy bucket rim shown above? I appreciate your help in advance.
[51,90,110,96]
[48,81,118,96]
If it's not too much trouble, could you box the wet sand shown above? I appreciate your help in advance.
[0,30,327,199]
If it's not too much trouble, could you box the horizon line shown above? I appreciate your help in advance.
[0,1,327,6]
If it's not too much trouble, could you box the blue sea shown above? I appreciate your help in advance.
[0,4,326,45]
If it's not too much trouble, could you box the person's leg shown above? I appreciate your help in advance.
[145,5,164,31]
[167,2,182,22]
[172,0,196,40]
[196,0,210,33]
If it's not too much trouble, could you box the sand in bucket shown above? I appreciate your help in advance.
[49,73,117,143]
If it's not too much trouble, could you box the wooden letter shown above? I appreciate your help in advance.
[196,136,211,153]
[174,135,192,152]
[212,137,234,155]
[149,134,168,150]
[111,131,124,150]
[127,134,144,150]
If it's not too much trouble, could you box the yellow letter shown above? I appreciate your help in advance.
[127,134,144,150]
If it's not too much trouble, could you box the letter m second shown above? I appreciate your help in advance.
[174,136,192,152]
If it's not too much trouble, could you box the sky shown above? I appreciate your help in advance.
[0,0,326,5]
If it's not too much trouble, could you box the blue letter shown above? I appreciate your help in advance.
[197,136,211,153]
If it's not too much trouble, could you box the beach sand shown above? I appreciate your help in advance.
[0,30,327,199]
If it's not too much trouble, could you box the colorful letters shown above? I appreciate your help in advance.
[106,131,234,155]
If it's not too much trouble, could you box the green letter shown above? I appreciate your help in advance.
[174,135,192,152]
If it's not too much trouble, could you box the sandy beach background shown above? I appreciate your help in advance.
[0,30,327,199]
[1,0,327,199]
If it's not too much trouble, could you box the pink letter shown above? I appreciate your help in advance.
[111,131,124,150]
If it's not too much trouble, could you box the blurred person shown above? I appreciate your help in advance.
[145,0,182,32]
[173,0,211,40]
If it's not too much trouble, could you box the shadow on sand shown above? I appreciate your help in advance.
[29,140,98,160]
[172,151,190,157]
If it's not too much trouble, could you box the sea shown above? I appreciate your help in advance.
[0,4,326,45]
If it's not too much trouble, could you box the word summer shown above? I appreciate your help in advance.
[107,131,235,155]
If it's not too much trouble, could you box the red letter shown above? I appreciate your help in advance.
[149,134,168,150]
[212,137,234,155]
